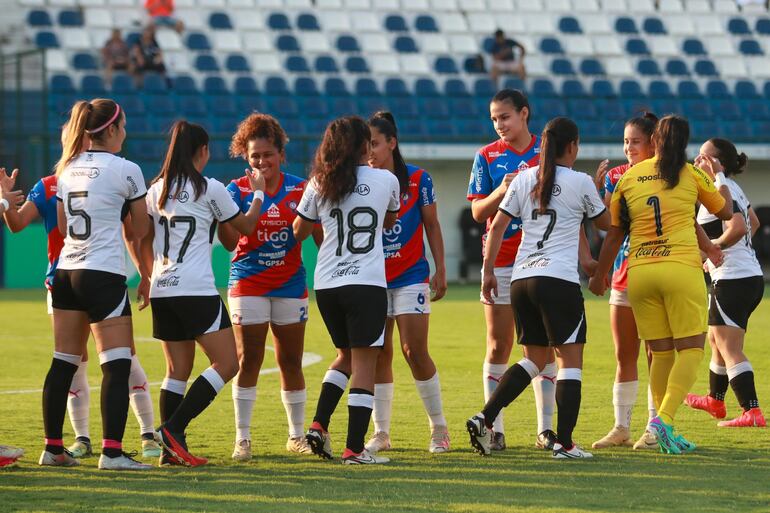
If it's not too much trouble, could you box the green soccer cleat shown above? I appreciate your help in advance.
[648,416,681,455]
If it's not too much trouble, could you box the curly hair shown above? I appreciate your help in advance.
[229,113,289,158]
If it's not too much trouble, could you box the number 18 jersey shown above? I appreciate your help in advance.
[297,165,400,290]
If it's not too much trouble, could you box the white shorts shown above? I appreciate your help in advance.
[480,267,512,306]
[47,290,53,315]
[387,283,431,317]
[227,295,309,326]
[609,288,631,308]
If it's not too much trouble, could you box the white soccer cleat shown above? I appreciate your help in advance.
[0,445,24,460]
[591,426,633,449]
[68,439,93,459]
[142,438,162,458]
[232,439,252,462]
[98,452,153,470]
[466,414,491,456]
[552,443,593,459]
[341,448,390,465]
[306,423,333,460]
[429,426,450,453]
[39,450,79,467]
[364,431,391,454]
[286,436,314,454]
[632,429,658,450]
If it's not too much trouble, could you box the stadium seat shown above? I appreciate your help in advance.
[682,38,706,56]
[619,79,646,99]
[694,59,718,77]
[615,17,638,34]
[735,80,760,98]
[541,99,567,118]
[355,78,381,97]
[297,13,321,31]
[186,32,212,51]
[195,55,220,72]
[324,77,350,96]
[295,76,320,96]
[449,97,478,119]
[642,17,667,35]
[58,10,83,27]
[503,78,525,91]
[591,79,616,98]
[173,75,198,94]
[683,99,712,120]
[649,80,674,98]
[265,76,290,95]
[268,13,291,30]
[394,36,418,53]
[473,78,496,98]
[744,99,770,120]
[314,55,338,73]
[116,96,145,116]
[665,59,689,76]
[181,96,207,116]
[580,58,604,75]
[329,97,357,115]
[415,15,439,32]
[50,74,76,94]
[226,54,250,72]
[234,76,258,95]
[209,12,233,29]
[444,78,470,97]
[551,58,576,75]
[148,95,175,115]
[568,98,598,120]
[385,78,411,97]
[540,38,564,54]
[415,78,440,97]
[559,17,582,34]
[637,59,662,76]
[28,9,52,26]
[299,97,328,118]
[678,80,703,98]
[72,53,97,70]
[739,40,764,56]
[276,34,300,52]
[336,35,360,52]
[532,79,558,98]
[435,56,459,74]
[706,80,732,99]
[111,74,135,94]
[764,81,770,98]
[756,18,770,35]
[562,79,588,98]
[35,31,59,48]
[385,14,408,32]
[286,55,310,72]
[345,56,370,73]
[727,18,751,35]
[422,98,450,119]
[715,99,742,121]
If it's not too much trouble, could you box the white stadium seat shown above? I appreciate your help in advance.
[667,15,696,36]
[360,33,390,53]
[487,0,515,11]
[712,0,738,14]
[344,0,370,8]
[514,0,544,11]
[493,14,525,34]
[525,57,548,76]
[242,31,273,51]
[467,13,497,34]
[175,10,205,30]
[227,0,256,7]
[562,35,595,56]
[256,0,284,7]
[628,0,655,13]
[19,0,46,6]
[440,13,468,33]
[606,57,634,76]
[591,35,623,56]
[320,11,351,32]
[299,32,331,53]
[156,30,184,51]
[705,36,736,56]
[659,0,683,13]
[85,9,113,28]
[545,0,571,11]
[717,57,748,77]
[401,0,430,10]
[233,11,265,30]
[165,51,193,73]
[650,37,678,57]
[746,57,770,78]
[399,54,430,74]
[602,0,627,12]
[692,15,725,36]
[522,14,553,34]
[370,54,400,73]
[46,49,69,71]
[350,11,379,32]
[459,0,487,12]
[449,34,478,53]
[199,0,226,7]
[60,29,92,49]
[683,0,711,13]
[252,53,283,73]
[580,14,613,34]
[213,32,242,52]
[285,0,314,6]
[316,0,343,7]
[420,34,450,53]
[430,0,459,12]
[573,0,600,11]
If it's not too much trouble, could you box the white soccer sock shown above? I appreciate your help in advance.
[128,355,155,436]
[647,384,657,422]
[483,362,508,434]
[415,373,446,428]
[232,383,257,442]
[281,389,307,439]
[613,380,639,429]
[372,383,394,434]
[533,361,557,433]
[726,360,753,380]
[67,359,91,440]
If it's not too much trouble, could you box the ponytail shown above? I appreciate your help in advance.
[368,111,409,196]
[653,115,689,189]
[706,137,748,177]
[55,98,123,177]
[625,111,658,139]
[154,120,209,210]
[311,116,371,205]
[532,117,578,213]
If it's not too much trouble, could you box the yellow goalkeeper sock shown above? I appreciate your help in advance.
[659,348,705,425]
[649,350,676,412]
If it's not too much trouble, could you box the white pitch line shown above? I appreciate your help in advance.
[0,346,323,395]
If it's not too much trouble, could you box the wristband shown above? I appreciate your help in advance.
[714,172,726,187]
[0,198,8,212]
[252,190,265,202]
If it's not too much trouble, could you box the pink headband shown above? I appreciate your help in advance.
[86,103,121,134]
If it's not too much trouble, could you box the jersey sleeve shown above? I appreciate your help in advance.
[207,179,240,223]
[144,186,157,220]
[388,174,401,213]
[27,179,47,214]
[123,161,147,201]
[467,151,492,200]
[419,171,436,207]
[691,165,726,215]
[498,174,521,218]
[609,175,627,227]
[297,180,319,222]
[581,174,607,219]
[226,180,244,212]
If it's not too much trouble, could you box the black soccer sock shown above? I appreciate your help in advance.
[730,369,760,411]
[481,361,539,429]
[42,355,79,455]
[100,351,132,457]
[160,388,185,423]
[313,369,349,431]
[166,368,224,434]
[346,388,374,454]
[709,364,728,401]
[555,371,582,449]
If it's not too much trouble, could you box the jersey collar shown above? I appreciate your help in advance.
[502,134,536,156]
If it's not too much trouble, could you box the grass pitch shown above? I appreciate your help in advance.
[1,286,769,513]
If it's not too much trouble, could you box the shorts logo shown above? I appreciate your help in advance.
[355,184,370,196]
[231,313,242,325]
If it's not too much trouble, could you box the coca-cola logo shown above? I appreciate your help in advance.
[331,265,360,278]
[635,245,672,258]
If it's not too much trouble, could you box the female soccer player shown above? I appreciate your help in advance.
[294,116,400,465]
[686,138,765,428]
[42,98,152,470]
[137,121,265,466]
[466,117,609,459]
[2,128,159,460]
[364,111,449,454]
[589,115,734,454]
[219,113,320,461]
[467,89,557,451]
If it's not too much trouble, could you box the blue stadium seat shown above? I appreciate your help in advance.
[181,96,207,116]
[385,14,408,32]
[209,12,232,29]
[173,75,198,94]
[735,80,760,98]
[286,55,310,72]
[682,38,706,56]
[303,119,330,135]
[345,56,369,73]
[236,95,265,113]
[336,35,360,52]
[111,73,135,94]
[739,40,763,56]
[690,121,720,141]
[568,99,598,120]
[435,56,459,74]
[195,55,220,72]
[299,97,328,118]
[226,54,250,72]
[551,58,576,75]
[415,78,440,97]
[415,15,438,33]
[665,59,689,76]
[541,99,567,118]
[649,80,674,98]
[329,97,356,115]
[210,96,236,117]
[385,78,411,97]
[80,75,106,95]
[597,98,625,120]
[637,59,661,76]
[723,121,752,140]
[751,121,770,140]
[359,97,388,115]
[765,81,770,99]
[715,100,742,121]
[694,59,718,77]
[591,80,616,98]
[706,80,732,99]
[532,79,558,98]
[297,13,320,31]
[744,99,770,120]
[540,38,564,54]
[422,98,451,119]
[126,32,140,48]
[482,37,495,54]
[324,77,350,97]
[394,36,418,53]
[35,31,59,48]
[355,78,381,97]
[650,98,682,116]
[265,76,290,96]
[642,17,666,35]
[757,18,770,35]
[444,79,470,97]
[392,98,419,119]
[398,119,427,137]
[562,79,587,98]
[503,78,525,91]
[463,56,485,74]
[28,10,52,26]
[148,95,175,115]
[268,13,291,30]
[280,119,303,135]
[295,77,319,96]
[269,97,299,118]
[683,100,712,120]
[619,79,645,99]
[458,119,493,138]
[73,53,97,70]
[727,18,751,35]
[276,34,300,52]
[234,76,258,95]
[615,17,637,34]
[580,59,604,76]
[558,16,582,34]
[473,78,496,98]
[314,55,338,73]
[51,74,76,94]
[58,10,83,27]
[449,98,479,119]
[678,80,703,99]
[626,38,650,56]
[186,32,211,51]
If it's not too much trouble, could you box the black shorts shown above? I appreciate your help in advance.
[151,295,232,342]
[52,269,131,323]
[315,285,387,349]
[709,276,764,330]
[510,276,586,346]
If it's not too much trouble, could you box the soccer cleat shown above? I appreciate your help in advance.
[0,445,24,460]
[591,426,633,449]
[305,423,333,460]
[155,427,208,467]
[0,456,20,468]
[673,434,697,453]
[98,451,153,470]
[553,443,593,459]
[68,438,93,458]
[142,438,162,458]
[648,417,681,455]
[717,407,767,428]
[159,450,184,467]
[466,415,491,456]
[491,431,506,451]
[632,429,658,450]
[685,394,727,419]
[38,449,79,467]
[364,431,391,454]
[232,439,252,462]
[341,448,390,465]
[535,429,558,450]
[429,426,450,454]
[286,436,314,454]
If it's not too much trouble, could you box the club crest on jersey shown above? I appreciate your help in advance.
[267,204,281,218]
[168,190,189,203]
[517,161,530,171]
[355,184,370,196]
[288,201,297,212]
[552,184,561,196]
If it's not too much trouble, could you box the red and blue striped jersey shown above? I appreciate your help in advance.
[466,135,540,267]
[384,165,435,289]
[226,172,308,299]
[604,163,631,291]
[27,175,63,290]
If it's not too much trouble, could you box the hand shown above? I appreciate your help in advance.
[594,159,609,192]
[588,273,609,296]
[430,269,447,302]
[581,258,599,278]
[0,167,18,192]
[705,242,724,268]
[136,277,150,311]
[496,173,516,196]
[245,168,265,193]
[694,154,723,180]
[481,269,497,305]
[0,188,24,210]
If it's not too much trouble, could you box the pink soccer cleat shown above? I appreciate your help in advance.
[717,408,766,428]
[685,394,726,419]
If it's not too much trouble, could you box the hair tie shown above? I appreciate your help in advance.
[86,103,121,135]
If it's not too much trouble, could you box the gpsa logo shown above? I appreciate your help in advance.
[355,184,370,196]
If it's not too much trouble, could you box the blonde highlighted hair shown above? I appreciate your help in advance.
[55,99,123,176]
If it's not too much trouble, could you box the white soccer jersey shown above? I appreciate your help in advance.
[297,165,400,290]
[500,165,606,284]
[56,151,147,276]
[146,177,240,298]
[697,177,762,281]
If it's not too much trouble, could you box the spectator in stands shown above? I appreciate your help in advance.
[101,29,134,86]
[490,29,526,82]
[132,25,166,87]
[145,0,184,33]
